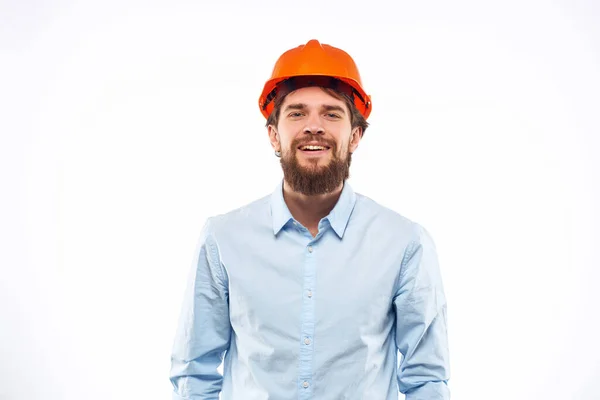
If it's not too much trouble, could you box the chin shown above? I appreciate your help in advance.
[299,159,329,169]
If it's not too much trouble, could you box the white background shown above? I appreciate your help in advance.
[1,0,599,399]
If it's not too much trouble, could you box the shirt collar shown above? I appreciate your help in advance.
[270,179,357,239]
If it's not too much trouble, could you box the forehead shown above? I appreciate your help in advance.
[281,86,346,108]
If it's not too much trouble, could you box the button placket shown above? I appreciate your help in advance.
[299,240,316,398]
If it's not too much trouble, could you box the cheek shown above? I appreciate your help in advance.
[276,125,300,148]
[281,140,298,155]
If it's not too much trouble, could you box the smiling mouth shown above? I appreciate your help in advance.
[297,145,331,152]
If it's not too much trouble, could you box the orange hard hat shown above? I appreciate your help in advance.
[258,39,372,120]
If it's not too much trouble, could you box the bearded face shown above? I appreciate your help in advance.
[269,86,360,196]
[279,135,352,196]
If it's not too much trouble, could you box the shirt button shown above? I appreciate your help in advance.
[307,246,313,253]
[304,337,311,345]
[303,381,309,388]
[307,290,312,298]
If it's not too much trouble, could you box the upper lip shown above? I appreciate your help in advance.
[298,142,331,149]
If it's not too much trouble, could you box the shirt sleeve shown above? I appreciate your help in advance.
[169,217,232,400]
[393,223,451,400]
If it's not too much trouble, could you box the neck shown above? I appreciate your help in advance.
[282,179,344,232]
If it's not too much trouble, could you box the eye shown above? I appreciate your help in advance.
[288,112,304,117]
[326,113,341,118]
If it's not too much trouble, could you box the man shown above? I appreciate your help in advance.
[169,39,450,400]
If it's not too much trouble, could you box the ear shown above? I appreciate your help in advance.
[267,124,280,152]
[348,126,363,153]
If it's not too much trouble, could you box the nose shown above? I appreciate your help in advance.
[303,112,324,135]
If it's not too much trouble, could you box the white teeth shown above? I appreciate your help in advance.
[301,145,326,150]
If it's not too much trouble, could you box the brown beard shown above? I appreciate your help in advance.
[280,138,352,196]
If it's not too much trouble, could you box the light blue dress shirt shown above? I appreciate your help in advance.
[170,179,450,399]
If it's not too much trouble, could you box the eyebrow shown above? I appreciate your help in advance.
[283,103,346,115]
